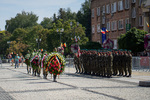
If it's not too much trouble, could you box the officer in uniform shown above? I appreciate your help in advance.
[114,50,119,75]
[109,51,113,77]
[123,50,127,77]
[73,54,79,73]
[25,50,31,73]
[127,50,132,77]
[42,50,48,79]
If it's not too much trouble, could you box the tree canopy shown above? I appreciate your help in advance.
[118,27,148,53]
[5,11,38,33]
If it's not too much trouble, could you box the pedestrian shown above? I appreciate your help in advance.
[8,53,12,64]
[15,54,19,68]
[21,55,24,67]
[11,52,15,66]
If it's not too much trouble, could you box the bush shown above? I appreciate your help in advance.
[80,42,102,50]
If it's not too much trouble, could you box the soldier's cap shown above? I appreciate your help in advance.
[128,50,132,52]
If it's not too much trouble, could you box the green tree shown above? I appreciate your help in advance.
[5,11,38,33]
[40,17,53,29]
[118,27,148,53]
[0,31,11,56]
[47,19,88,53]
[6,40,27,56]
[57,8,77,22]
[76,0,91,41]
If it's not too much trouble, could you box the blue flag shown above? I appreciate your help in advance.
[102,27,106,44]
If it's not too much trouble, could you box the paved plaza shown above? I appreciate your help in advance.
[0,63,150,100]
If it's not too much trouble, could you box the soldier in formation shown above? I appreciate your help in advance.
[74,49,132,78]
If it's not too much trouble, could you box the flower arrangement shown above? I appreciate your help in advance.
[30,55,40,69]
[45,52,65,75]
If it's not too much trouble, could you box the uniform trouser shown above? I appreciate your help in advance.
[37,66,41,75]
[102,66,106,76]
[99,65,103,75]
[107,66,112,76]
[118,63,123,75]
[123,64,127,76]
[113,64,118,75]
[43,67,48,76]
[127,64,132,76]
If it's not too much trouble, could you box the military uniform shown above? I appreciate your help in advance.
[127,51,132,77]
[107,52,113,77]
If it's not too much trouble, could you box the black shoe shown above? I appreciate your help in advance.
[127,75,131,77]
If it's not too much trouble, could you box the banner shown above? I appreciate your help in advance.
[144,34,150,50]
[102,27,106,44]
[140,57,149,67]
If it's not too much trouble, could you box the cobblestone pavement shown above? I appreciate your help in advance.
[0,63,150,100]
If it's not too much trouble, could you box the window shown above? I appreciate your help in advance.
[106,4,110,14]
[125,18,129,25]
[92,9,94,17]
[118,0,123,11]
[97,7,100,16]
[125,0,129,9]
[102,17,105,24]
[139,0,142,6]
[92,25,95,34]
[102,5,105,14]
[106,22,110,31]
[132,7,136,18]
[139,16,143,26]
[111,21,117,30]
[113,40,117,49]
[118,19,124,29]
[111,2,116,13]
[132,0,136,3]
[97,24,100,32]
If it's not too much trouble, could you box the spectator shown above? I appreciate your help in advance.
[21,55,24,67]
[15,54,19,68]
[143,50,148,56]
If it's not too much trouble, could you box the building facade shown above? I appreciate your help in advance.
[91,0,146,49]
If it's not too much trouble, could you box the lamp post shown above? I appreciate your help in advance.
[56,28,64,45]
[70,22,79,42]
[36,38,41,49]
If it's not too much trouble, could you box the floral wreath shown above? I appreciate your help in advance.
[45,52,65,75]
[30,55,40,69]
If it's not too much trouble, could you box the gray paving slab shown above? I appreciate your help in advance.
[0,63,150,100]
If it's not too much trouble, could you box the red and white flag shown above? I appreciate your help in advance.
[77,45,81,58]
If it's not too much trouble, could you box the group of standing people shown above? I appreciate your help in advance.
[74,49,132,78]
[8,52,24,68]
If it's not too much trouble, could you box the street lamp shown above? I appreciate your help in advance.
[56,28,64,45]
[70,21,79,42]
[36,38,41,49]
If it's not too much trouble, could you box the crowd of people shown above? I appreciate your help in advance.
[74,49,132,78]
[8,52,24,68]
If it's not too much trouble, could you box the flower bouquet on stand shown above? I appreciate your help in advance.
[45,52,65,82]
[30,55,40,76]
[25,53,31,73]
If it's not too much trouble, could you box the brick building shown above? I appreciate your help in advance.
[91,0,146,49]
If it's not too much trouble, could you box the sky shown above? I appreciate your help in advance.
[0,0,85,30]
